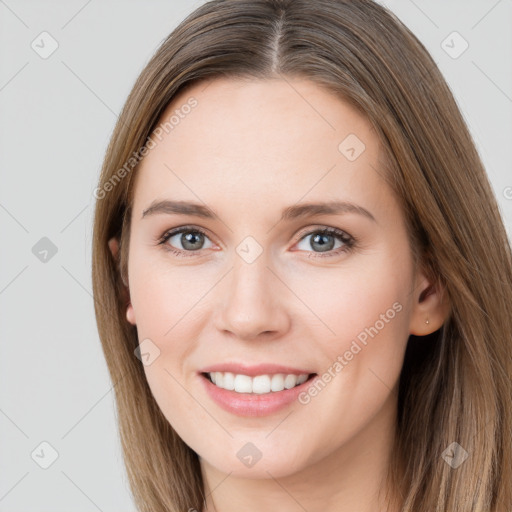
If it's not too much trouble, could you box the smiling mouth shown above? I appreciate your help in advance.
[202,371,317,394]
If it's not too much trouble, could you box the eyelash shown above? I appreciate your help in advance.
[156,225,356,259]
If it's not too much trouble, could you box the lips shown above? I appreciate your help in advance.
[198,362,318,416]
[204,371,310,394]
[198,362,315,393]
[199,362,314,377]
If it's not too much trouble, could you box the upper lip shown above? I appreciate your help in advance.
[199,362,314,377]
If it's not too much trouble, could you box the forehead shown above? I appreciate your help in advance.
[131,77,388,217]
[153,76,373,155]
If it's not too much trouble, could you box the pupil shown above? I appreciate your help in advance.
[312,233,334,252]
[182,232,203,250]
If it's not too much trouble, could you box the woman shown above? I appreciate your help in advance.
[91,1,512,511]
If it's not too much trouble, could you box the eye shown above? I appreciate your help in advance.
[294,227,355,258]
[157,225,356,259]
[158,226,213,256]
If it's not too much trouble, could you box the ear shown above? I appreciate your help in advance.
[409,267,450,336]
[108,237,136,326]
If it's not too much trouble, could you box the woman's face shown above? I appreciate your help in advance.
[119,77,439,479]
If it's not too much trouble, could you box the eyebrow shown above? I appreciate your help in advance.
[141,199,376,223]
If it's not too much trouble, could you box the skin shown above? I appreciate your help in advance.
[109,77,449,512]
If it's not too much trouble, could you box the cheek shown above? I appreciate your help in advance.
[129,249,208,335]
[292,253,411,345]
[289,252,414,412]
[128,252,215,397]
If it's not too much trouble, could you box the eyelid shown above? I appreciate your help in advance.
[295,224,352,240]
[157,225,215,249]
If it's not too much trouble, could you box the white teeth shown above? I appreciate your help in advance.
[296,374,308,385]
[223,372,235,391]
[284,374,297,389]
[234,374,252,393]
[252,375,271,394]
[207,372,310,394]
[271,373,285,392]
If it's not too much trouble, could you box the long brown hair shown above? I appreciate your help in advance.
[91,1,512,510]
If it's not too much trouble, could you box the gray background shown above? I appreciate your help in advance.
[0,0,510,510]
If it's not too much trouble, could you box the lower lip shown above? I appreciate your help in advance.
[199,373,317,417]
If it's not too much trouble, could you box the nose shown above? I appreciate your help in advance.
[213,253,291,341]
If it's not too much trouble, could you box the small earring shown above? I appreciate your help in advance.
[126,302,134,324]
[425,317,430,324]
